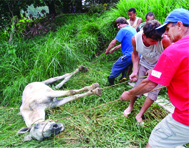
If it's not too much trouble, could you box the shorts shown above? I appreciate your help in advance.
[109,55,132,78]
[134,65,162,101]
[149,114,189,148]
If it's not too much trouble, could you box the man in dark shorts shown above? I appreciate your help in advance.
[122,20,171,125]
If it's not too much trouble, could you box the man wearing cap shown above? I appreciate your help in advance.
[120,8,189,147]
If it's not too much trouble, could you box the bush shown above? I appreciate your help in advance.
[83,4,105,16]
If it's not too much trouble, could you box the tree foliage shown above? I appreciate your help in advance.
[16,13,56,39]
[84,0,119,5]
[0,0,58,29]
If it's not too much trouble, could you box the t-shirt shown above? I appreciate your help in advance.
[115,25,137,55]
[149,36,189,126]
[135,31,164,69]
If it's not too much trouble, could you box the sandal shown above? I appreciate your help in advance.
[123,109,131,117]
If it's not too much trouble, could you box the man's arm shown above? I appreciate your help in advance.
[129,36,140,82]
[120,78,158,101]
[105,39,118,55]
[135,17,143,31]
[109,44,121,53]
[162,35,171,49]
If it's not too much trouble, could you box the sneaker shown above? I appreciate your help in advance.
[119,77,127,83]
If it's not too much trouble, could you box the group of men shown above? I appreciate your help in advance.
[105,8,189,147]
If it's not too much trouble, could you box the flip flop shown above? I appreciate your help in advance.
[137,121,145,127]
[123,109,131,117]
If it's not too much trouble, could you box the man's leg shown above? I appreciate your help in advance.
[135,96,154,123]
[135,83,162,123]
[123,96,137,117]
[108,55,132,85]
[146,143,152,148]
[123,64,145,117]
[119,63,133,83]
[148,114,189,147]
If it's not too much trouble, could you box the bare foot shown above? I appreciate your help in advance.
[123,107,132,117]
[135,115,144,127]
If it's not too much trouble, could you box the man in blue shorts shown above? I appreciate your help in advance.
[105,17,137,85]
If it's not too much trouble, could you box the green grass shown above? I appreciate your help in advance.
[112,0,189,24]
[0,61,169,147]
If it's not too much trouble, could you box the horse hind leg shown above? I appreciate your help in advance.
[52,87,102,107]
[71,83,100,94]
[47,83,101,98]
[91,87,102,97]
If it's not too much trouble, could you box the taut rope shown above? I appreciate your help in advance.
[55,77,166,122]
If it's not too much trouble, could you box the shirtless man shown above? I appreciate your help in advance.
[127,8,143,31]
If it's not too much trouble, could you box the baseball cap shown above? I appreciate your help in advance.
[156,8,189,33]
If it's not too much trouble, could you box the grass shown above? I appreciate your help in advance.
[0,61,169,147]
[0,0,188,147]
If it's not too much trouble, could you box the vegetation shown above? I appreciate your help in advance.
[22,4,49,18]
[0,0,188,147]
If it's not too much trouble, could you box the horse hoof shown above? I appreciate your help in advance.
[79,65,88,72]
[92,83,100,89]
[93,88,102,97]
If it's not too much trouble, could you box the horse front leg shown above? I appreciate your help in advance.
[55,65,88,89]
[42,74,70,85]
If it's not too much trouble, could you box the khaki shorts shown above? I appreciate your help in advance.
[149,114,189,147]
[134,65,162,101]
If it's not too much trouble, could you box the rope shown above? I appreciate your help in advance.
[100,76,147,90]
[55,77,166,122]
[85,53,106,67]
[41,120,53,138]
[55,99,118,122]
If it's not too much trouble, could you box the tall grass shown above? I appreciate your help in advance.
[112,0,189,23]
[0,13,118,106]
[1,0,187,106]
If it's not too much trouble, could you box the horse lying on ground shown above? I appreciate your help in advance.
[17,65,102,141]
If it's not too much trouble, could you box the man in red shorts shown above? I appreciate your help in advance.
[120,8,189,147]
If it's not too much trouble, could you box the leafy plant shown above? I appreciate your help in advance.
[15,13,56,39]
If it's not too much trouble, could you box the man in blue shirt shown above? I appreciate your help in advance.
[105,17,137,85]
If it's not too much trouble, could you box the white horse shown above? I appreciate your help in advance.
[18,65,101,141]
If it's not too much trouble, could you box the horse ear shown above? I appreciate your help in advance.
[17,127,30,135]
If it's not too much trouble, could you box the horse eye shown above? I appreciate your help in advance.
[53,124,58,128]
